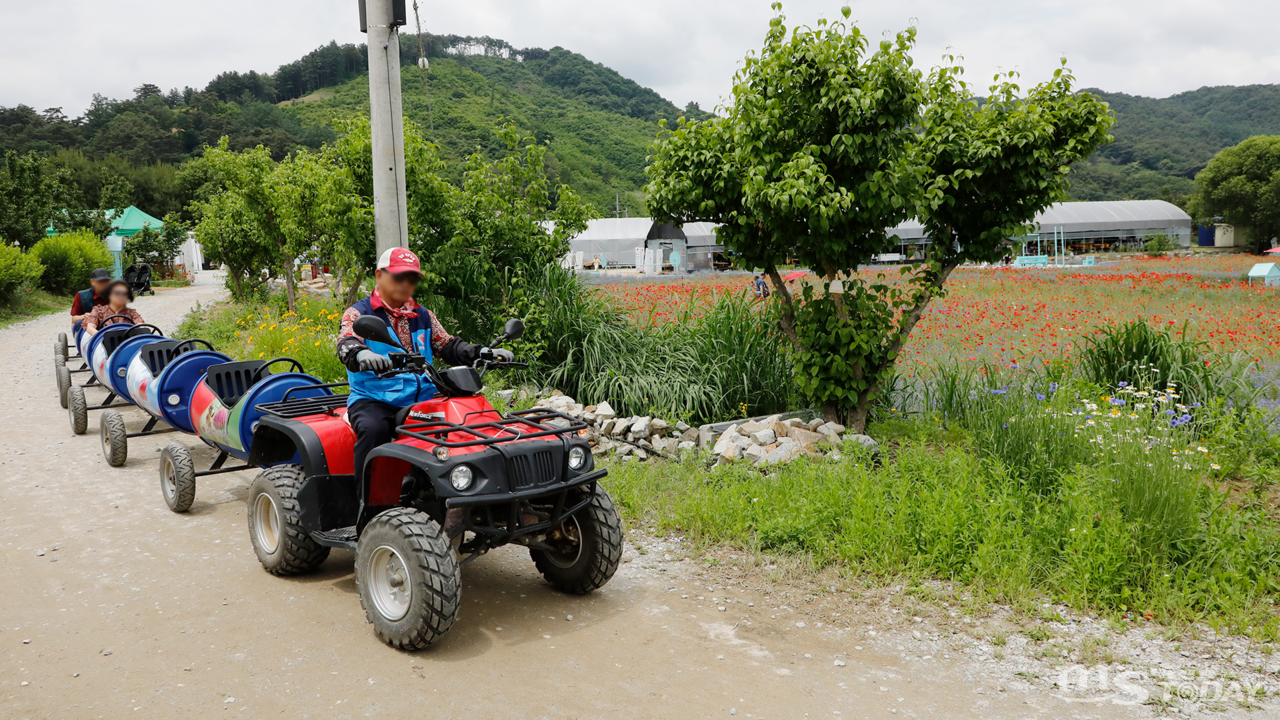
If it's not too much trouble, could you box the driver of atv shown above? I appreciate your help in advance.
[335,247,514,485]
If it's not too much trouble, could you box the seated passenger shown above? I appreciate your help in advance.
[83,280,144,337]
[71,268,112,330]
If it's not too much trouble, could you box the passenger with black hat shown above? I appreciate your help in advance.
[70,268,113,330]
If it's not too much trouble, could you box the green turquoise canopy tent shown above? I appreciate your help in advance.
[107,206,164,236]
[104,207,163,278]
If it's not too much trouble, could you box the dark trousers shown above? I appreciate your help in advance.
[348,399,403,485]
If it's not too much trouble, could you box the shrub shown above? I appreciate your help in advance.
[30,230,112,295]
[1143,232,1175,257]
[0,244,44,306]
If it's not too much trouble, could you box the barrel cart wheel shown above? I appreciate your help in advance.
[100,411,128,467]
[160,444,197,513]
[67,386,88,435]
[57,332,69,361]
[56,365,71,408]
[54,345,65,367]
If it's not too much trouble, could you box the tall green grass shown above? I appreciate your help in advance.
[521,267,795,424]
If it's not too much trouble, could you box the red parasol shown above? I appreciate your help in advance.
[1264,247,1280,254]
[783,271,808,282]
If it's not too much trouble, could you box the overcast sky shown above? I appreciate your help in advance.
[3,0,1278,116]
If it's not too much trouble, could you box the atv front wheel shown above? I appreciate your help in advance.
[531,484,624,594]
[356,508,460,650]
[247,466,329,576]
[100,410,128,467]
[160,444,196,513]
[67,386,88,435]
[56,365,71,409]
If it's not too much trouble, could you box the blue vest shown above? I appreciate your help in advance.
[73,288,96,331]
[346,297,437,407]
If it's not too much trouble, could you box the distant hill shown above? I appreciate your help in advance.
[1069,85,1280,203]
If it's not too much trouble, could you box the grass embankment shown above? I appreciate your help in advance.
[0,290,69,329]
[609,371,1280,641]
[175,294,346,382]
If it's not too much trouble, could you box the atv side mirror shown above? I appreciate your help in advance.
[503,318,525,341]
[353,316,404,350]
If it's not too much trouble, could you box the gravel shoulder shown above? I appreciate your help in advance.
[1,275,1275,719]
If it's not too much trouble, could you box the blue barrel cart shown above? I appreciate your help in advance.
[156,357,338,513]
[65,317,164,434]
[93,338,220,467]
[53,324,96,408]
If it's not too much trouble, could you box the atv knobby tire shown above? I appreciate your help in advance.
[356,508,460,650]
[247,466,329,576]
[160,444,196,513]
[67,386,88,435]
[531,484,623,595]
[100,410,128,467]
[56,365,71,408]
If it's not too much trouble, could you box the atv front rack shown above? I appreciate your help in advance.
[396,408,588,449]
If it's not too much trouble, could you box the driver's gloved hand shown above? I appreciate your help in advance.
[356,349,392,373]
[481,347,515,363]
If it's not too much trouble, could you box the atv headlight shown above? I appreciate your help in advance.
[568,446,587,471]
[449,464,473,491]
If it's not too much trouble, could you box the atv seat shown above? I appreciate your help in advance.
[206,360,269,407]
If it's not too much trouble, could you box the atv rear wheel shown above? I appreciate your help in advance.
[56,332,68,361]
[56,365,71,408]
[531,484,623,594]
[247,466,329,576]
[67,386,88,435]
[160,444,196,513]
[356,508,460,650]
[100,410,128,467]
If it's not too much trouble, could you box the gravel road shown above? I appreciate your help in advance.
[1,275,1274,719]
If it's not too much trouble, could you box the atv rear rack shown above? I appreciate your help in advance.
[396,408,588,449]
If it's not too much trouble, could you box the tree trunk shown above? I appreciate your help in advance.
[282,251,296,312]
[228,269,244,302]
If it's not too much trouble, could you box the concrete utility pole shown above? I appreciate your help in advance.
[361,0,409,255]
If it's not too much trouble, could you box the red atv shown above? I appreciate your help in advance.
[242,316,622,649]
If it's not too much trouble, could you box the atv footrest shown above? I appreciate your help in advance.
[311,526,357,550]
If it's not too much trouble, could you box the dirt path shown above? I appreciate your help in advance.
[0,277,1231,719]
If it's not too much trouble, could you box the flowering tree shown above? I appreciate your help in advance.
[646,3,1114,430]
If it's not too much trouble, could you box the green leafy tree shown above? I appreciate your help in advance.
[1188,135,1280,254]
[273,147,369,305]
[0,151,60,248]
[124,215,186,269]
[194,190,277,301]
[431,123,593,336]
[646,4,1113,429]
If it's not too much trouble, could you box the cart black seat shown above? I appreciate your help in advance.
[141,340,193,375]
[205,360,269,407]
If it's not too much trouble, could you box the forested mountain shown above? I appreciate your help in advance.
[0,34,706,216]
[1070,85,1280,203]
[2,32,1278,216]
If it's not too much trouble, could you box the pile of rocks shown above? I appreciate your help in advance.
[529,393,699,461]
[525,391,877,467]
[710,417,877,467]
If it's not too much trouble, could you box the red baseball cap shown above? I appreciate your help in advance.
[377,247,422,275]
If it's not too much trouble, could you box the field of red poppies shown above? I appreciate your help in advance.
[587,255,1280,374]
